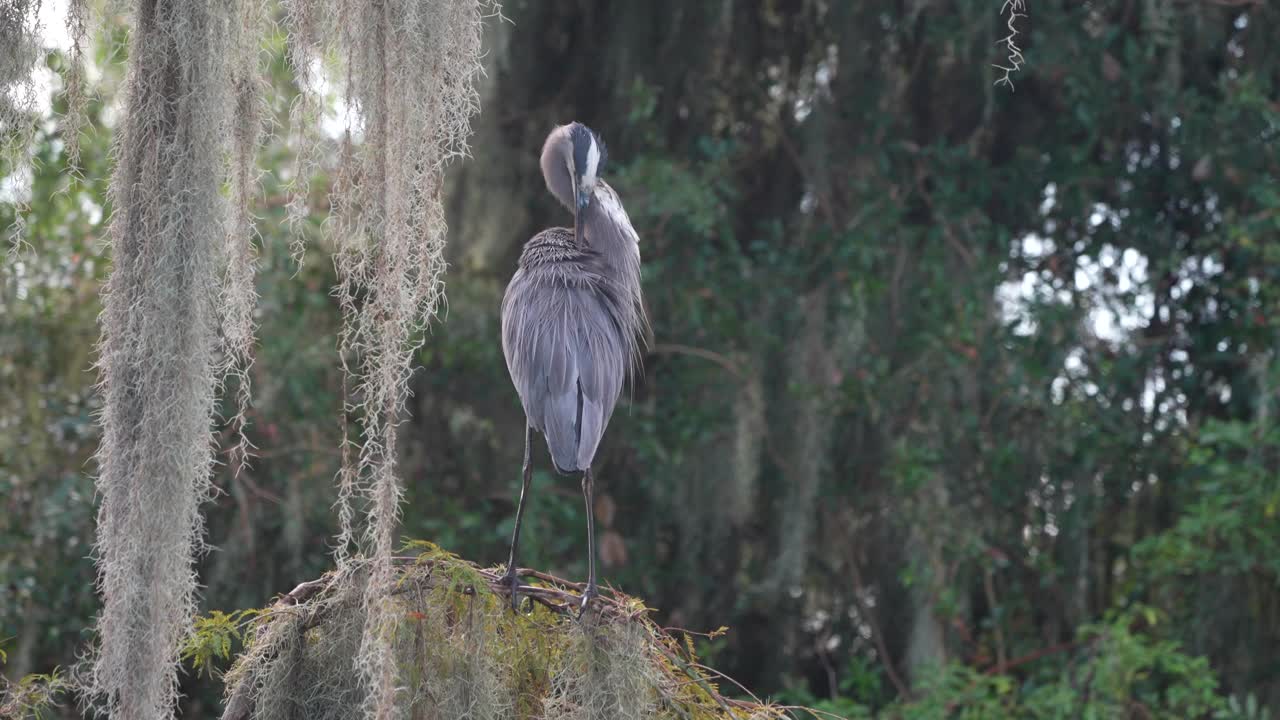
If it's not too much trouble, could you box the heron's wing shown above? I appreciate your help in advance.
[501,270,625,472]
[569,301,625,469]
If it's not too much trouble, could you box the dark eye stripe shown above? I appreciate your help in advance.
[571,125,591,178]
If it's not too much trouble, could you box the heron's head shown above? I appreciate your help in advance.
[541,121,607,214]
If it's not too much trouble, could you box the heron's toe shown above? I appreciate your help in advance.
[576,584,599,618]
[502,569,522,613]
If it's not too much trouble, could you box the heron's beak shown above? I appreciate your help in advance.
[573,183,590,243]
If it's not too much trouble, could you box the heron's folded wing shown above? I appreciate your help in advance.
[501,275,625,472]
[571,305,624,469]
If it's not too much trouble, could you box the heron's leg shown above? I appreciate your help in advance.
[502,423,534,612]
[578,466,599,616]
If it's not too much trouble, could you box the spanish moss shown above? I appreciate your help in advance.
[280,1,490,714]
[88,0,233,715]
[61,0,89,174]
[279,0,334,266]
[0,0,45,247]
[222,0,269,469]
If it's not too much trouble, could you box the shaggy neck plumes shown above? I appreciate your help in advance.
[580,181,647,370]
[580,182,638,275]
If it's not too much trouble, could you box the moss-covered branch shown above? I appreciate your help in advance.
[217,542,823,720]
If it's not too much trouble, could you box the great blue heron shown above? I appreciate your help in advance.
[499,122,645,613]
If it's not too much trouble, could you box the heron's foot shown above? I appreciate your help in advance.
[577,583,599,618]
[501,567,523,613]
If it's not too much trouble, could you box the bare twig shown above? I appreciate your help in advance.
[993,0,1028,91]
[658,647,736,715]
[983,640,1079,676]
[648,343,747,381]
[647,342,790,470]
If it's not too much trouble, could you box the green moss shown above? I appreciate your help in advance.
[216,542,804,720]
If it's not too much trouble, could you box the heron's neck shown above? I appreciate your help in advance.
[581,182,640,282]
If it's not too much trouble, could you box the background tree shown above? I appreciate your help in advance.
[3,0,1280,718]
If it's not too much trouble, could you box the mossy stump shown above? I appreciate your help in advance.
[219,543,794,720]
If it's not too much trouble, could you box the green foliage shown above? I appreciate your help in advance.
[0,668,71,720]
[182,610,261,679]
[1046,607,1221,719]
[1137,419,1280,580]
[777,606,1223,719]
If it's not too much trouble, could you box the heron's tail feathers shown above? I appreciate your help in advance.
[550,457,579,476]
[545,429,588,474]
[542,379,605,474]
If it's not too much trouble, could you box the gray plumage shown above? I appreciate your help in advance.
[501,125,645,473]
[499,121,645,612]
